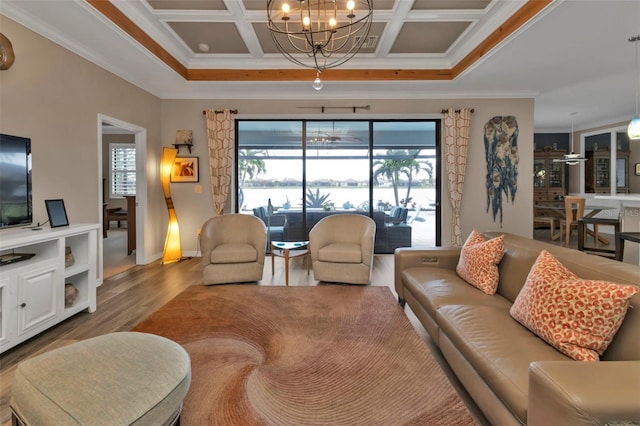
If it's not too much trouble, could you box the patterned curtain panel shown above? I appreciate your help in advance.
[205,109,236,215]
[443,108,472,246]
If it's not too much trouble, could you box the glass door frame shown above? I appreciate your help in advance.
[234,118,441,250]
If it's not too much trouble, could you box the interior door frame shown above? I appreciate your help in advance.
[96,114,147,284]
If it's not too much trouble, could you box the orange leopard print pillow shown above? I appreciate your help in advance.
[455,230,505,295]
[510,250,638,361]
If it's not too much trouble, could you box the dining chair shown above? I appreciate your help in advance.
[559,196,585,246]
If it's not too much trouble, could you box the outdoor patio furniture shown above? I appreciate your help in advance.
[253,206,286,244]
[278,210,411,254]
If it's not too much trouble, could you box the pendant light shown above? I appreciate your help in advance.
[553,112,586,165]
[628,35,640,139]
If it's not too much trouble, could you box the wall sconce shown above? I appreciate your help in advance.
[161,147,182,264]
[0,33,16,70]
[174,130,193,153]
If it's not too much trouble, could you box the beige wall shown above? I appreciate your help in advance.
[161,98,535,250]
[0,16,165,262]
[1,15,535,260]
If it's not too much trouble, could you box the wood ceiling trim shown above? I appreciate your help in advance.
[85,0,551,82]
[451,0,553,78]
[85,0,188,79]
[187,68,453,81]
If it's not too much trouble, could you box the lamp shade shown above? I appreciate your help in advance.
[628,116,640,139]
[161,147,182,264]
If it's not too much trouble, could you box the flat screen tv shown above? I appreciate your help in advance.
[0,134,32,229]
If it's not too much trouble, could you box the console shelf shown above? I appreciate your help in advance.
[0,224,99,353]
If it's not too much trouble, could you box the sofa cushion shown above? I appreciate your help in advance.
[510,250,639,361]
[456,230,505,295]
[436,304,571,424]
[210,243,258,264]
[402,267,511,320]
[318,242,362,263]
[481,232,590,303]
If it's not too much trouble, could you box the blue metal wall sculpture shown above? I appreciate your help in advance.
[484,116,519,226]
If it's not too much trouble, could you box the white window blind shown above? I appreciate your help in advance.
[110,144,136,197]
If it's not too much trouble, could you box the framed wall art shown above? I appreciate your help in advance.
[635,163,640,176]
[171,156,199,183]
[45,199,69,228]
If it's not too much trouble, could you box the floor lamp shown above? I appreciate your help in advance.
[161,147,182,264]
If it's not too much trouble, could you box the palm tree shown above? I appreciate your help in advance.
[422,161,434,186]
[399,150,431,207]
[238,149,267,186]
[373,150,430,206]
[238,149,267,210]
[373,151,404,206]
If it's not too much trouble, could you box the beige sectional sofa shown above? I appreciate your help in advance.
[395,232,640,426]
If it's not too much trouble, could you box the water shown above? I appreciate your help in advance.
[241,187,436,212]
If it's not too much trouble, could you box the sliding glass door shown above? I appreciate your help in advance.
[237,121,303,248]
[373,121,439,248]
[236,119,440,253]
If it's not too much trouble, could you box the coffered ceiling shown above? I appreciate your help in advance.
[2,0,640,132]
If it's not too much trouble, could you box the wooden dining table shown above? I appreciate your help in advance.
[535,204,616,243]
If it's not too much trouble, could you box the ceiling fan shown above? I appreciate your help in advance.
[307,132,362,143]
[306,122,362,145]
[553,112,586,165]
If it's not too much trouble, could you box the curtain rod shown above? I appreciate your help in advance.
[296,105,371,113]
[441,108,475,114]
[202,109,239,115]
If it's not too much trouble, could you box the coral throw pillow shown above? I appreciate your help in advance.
[455,230,505,295]
[510,250,638,361]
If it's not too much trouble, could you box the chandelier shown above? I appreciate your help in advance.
[267,0,373,88]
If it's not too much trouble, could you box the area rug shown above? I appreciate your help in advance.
[133,285,476,425]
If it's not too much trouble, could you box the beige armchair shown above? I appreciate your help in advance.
[200,214,267,285]
[309,214,376,285]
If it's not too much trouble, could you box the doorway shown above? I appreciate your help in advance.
[97,115,147,282]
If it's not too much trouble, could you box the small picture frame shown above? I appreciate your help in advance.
[171,157,199,183]
[635,163,640,176]
[45,199,69,228]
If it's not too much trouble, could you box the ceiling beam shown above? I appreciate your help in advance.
[452,0,553,78]
[85,0,552,83]
[85,0,188,79]
[187,68,454,81]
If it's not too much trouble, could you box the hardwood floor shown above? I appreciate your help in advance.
[0,254,487,425]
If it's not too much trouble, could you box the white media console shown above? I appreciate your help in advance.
[0,224,99,353]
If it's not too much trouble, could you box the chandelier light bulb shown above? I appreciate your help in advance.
[267,0,372,71]
[313,76,323,90]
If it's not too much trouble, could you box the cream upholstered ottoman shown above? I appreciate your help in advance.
[10,332,191,426]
